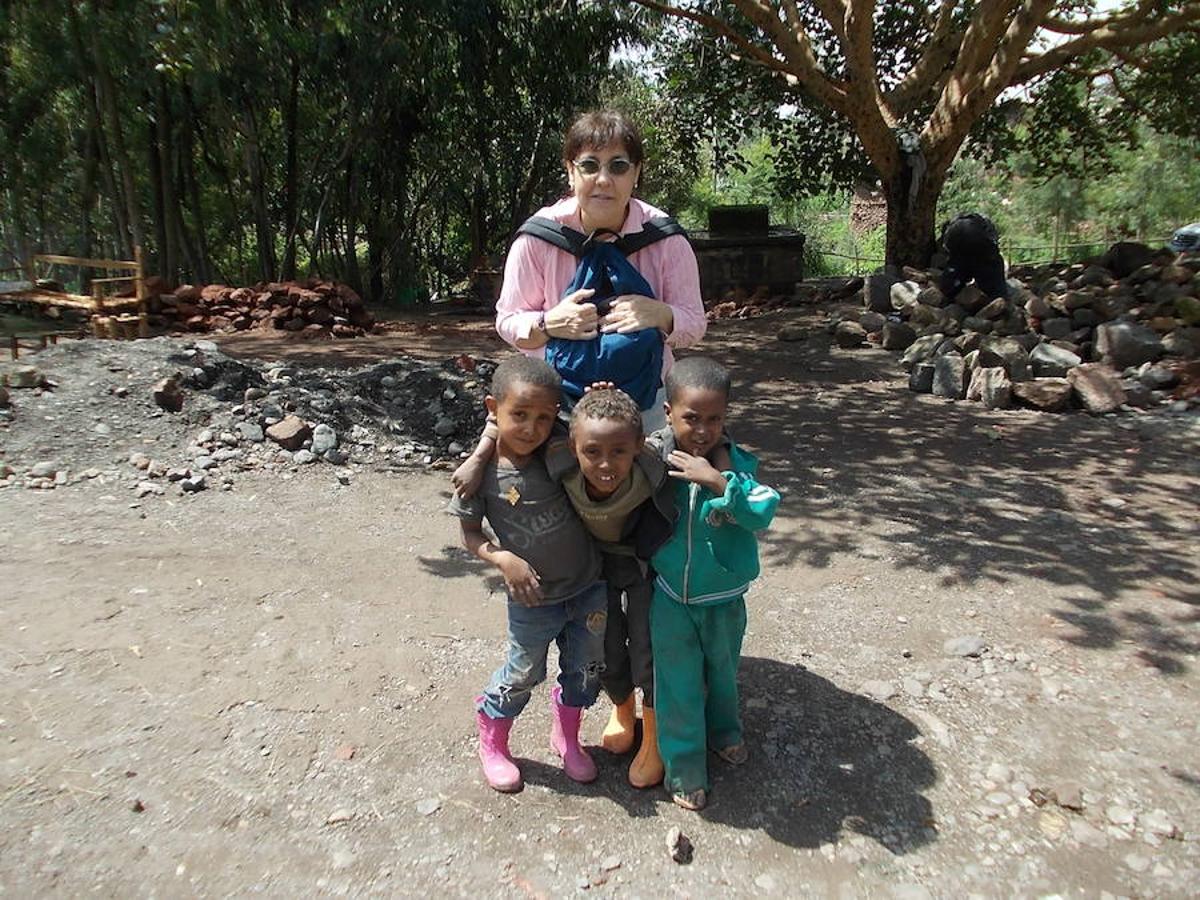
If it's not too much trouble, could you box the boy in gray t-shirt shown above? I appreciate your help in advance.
[447,357,605,794]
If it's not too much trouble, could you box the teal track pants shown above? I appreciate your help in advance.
[649,587,747,794]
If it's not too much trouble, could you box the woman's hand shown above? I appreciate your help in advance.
[601,295,674,335]
[543,288,598,340]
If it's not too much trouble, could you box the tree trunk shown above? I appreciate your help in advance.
[883,155,950,270]
[90,28,144,256]
[280,0,301,280]
[78,127,99,292]
[241,107,277,282]
[147,112,171,278]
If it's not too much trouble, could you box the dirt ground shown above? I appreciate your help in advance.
[2,309,1199,898]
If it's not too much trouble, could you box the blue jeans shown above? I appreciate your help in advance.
[478,580,607,720]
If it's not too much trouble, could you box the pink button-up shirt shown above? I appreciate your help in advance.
[495,196,707,376]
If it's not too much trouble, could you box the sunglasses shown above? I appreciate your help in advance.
[573,157,635,177]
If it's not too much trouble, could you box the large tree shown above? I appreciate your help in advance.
[627,0,1200,267]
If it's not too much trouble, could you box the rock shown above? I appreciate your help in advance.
[978,298,1008,320]
[151,376,184,412]
[1041,317,1074,341]
[955,284,990,314]
[901,334,944,370]
[1095,321,1162,369]
[1161,331,1197,358]
[969,367,1012,409]
[909,303,943,327]
[961,316,993,334]
[1049,782,1084,812]
[311,424,338,455]
[944,635,986,657]
[1136,364,1178,389]
[932,355,966,399]
[777,324,808,342]
[865,272,901,313]
[1121,379,1153,408]
[293,449,317,465]
[1069,363,1126,414]
[415,798,441,816]
[1025,294,1052,319]
[978,338,1031,381]
[834,320,868,348]
[324,448,349,465]
[754,874,777,891]
[180,475,207,493]
[1013,377,1073,412]
[859,311,886,334]
[890,280,921,313]
[193,455,216,470]
[0,386,8,408]
[917,285,946,308]
[1030,343,1081,377]
[30,461,58,478]
[600,856,621,872]
[1141,808,1178,838]
[861,680,896,701]
[135,481,165,498]
[6,366,43,388]
[1070,264,1113,289]
[909,362,935,393]
[1124,853,1151,873]
[1106,804,1136,827]
[266,414,312,450]
[237,422,265,442]
[325,808,355,825]
[666,826,693,864]
[433,416,457,437]
[881,322,917,351]
[901,678,925,698]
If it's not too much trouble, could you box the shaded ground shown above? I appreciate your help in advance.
[2,307,1198,897]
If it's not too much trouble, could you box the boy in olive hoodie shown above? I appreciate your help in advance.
[648,357,780,811]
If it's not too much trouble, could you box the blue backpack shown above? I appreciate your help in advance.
[516,215,687,410]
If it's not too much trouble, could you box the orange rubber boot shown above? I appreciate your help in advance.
[601,695,637,754]
[628,706,664,788]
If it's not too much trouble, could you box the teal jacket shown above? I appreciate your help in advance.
[649,428,780,606]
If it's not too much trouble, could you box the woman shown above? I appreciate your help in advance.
[494,109,707,431]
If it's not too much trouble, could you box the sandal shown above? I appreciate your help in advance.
[716,742,748,765]
[671,788,707,811]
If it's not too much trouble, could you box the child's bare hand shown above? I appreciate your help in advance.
[497,552,544,605]
[585,380,617,393]
[667,450,728,495]
[452,455,487,498]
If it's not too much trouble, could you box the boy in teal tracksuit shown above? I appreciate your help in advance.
[648,357,780,811]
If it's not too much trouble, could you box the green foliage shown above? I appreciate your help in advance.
[0,0,635,302]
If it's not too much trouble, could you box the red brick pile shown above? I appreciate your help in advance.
[156,280,375,338]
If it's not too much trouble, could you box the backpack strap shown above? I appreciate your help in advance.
[516,216,589,257]
[614,216,687,256]
[517,214,687,258]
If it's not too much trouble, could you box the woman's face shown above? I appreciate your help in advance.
[566,141,641,233]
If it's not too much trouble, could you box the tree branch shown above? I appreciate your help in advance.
[624,0,794,76]
[885,0,962,117]
[1014,4,1200,84]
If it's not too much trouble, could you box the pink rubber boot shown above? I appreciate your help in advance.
[550,686,597,783]
[476,705,523,793]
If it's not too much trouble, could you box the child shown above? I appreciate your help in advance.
[648,356,780,811]
[448,357,606,793]
[553,388,675,788]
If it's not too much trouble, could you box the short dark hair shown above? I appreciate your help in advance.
[570,388,643,438]
[563,110,644,167]
[665,357,731,402]
[490,356,561,402]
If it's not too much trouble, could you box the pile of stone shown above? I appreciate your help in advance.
[707,278,860,320]
[833,242,1199,413]
[153,280,375,338]
[0,337,494,495]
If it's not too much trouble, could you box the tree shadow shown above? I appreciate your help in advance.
[696,315,1200,674]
